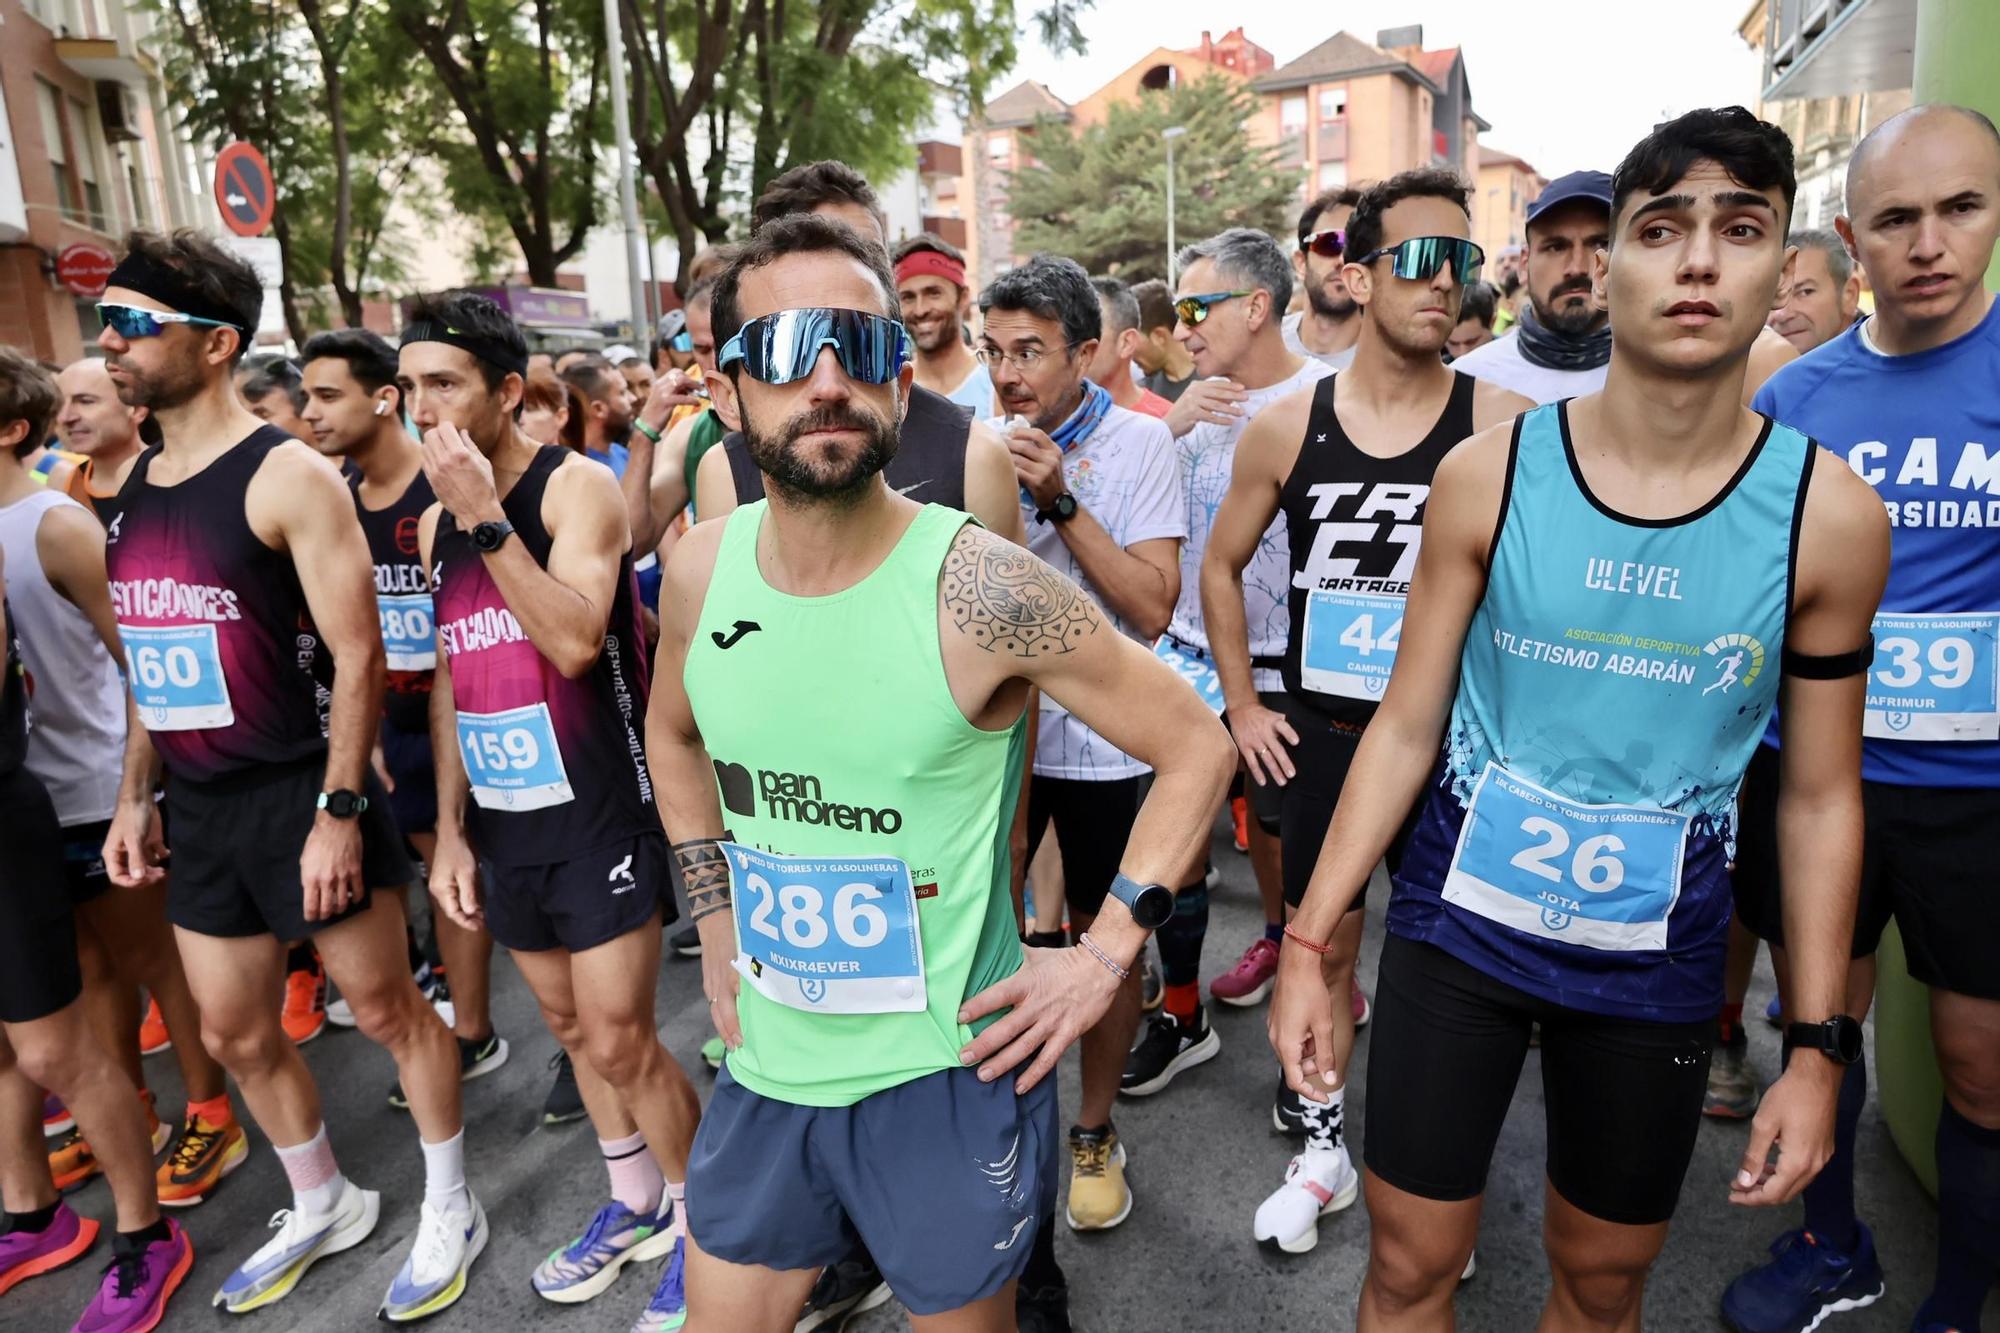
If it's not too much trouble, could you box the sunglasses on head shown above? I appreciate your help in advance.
[1300,228,1346,259]
[1173,290,1255,327]
[668,331,694,353]
[716,308,909,386]
[1352,236,1486,286]
[96,302,242,340]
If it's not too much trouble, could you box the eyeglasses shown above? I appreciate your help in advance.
[1173,290,1255,326]
[972,343,1076,371]
[96,302,242,340]
[1351,236,1486,286]
[668,331,694,353]
[716,308,909,386]
[1299,229,1346,259]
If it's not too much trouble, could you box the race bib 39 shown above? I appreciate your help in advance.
[1864,612,1999,742]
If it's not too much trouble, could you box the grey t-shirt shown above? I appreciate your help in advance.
[1282,311,1358,371]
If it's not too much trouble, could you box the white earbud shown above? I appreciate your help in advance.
[374,400,391,417]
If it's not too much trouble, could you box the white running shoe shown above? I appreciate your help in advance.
[1252,1145,1359,1254]
[380,1194,488,1322]
[328,986,454,1030]
[212,1179,380,1311]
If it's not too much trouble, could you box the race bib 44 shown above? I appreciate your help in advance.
[724,844,927,1015]
[1301,591,1403,701]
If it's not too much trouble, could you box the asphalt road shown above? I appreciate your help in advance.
[7,825,1991,1332]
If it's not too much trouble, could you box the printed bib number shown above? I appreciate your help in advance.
[1864,613,1999,741]
[455,703,573,811]
[1153,638,1224,714]
[119,623,233,730]
[1300,591,1404,700]
[724,844,926,1015]
[378,593,437,672]
[1441,762,1691,952]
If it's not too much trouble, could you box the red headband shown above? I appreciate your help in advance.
[895,250,966,290]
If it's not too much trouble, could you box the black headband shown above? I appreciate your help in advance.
[400,319,528,379]
[105,250,255,332]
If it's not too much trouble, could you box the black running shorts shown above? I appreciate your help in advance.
[1025,774,1143,919]
[0,769,83,1023]
[480,830,671,954]
[1276,696,1415,909]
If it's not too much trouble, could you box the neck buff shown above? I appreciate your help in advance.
[1514,300,1612,372]
[1015,378,1112,504]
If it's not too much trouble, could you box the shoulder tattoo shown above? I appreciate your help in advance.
[942,530,1098,658]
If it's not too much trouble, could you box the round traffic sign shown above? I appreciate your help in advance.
[213,142,275,238]
[55,242,117,297]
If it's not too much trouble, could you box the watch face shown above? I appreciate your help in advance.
[1831,1016,1864,1064]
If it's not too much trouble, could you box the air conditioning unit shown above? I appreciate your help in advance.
[95,81,141,144]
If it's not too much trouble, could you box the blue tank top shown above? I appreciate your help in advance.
[1752,301,2000,788]
[1390,402,1813,1021]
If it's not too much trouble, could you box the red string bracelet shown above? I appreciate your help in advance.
[1283,923,1333,955]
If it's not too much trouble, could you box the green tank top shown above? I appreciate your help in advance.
[685,500,1026,1106]
[683,410,725,519]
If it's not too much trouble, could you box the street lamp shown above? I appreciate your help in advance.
[1163,125,1187,285]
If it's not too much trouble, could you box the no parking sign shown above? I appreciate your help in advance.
[213,142,275,238]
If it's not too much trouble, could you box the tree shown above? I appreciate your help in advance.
[1008,74,1299,282]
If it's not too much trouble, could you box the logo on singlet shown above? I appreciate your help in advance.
[711,619,761,650]
[1699,634,1766,696]
[1292,481,1427,593]
[710,758,904,834]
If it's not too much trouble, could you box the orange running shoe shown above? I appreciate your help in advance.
[282,953,327,1045]
[157,1113,249,1207]
[1231,795,1250,853]
[48,1127,98,1191]
[139,994,172,1056]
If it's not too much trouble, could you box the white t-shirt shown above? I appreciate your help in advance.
[944,366,996,420]
[1282,312,1358,372]
[1168,357,1335,691]
[1003,403,1185,780]
[1449,328,1606,404]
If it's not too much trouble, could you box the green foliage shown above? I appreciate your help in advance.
[1009,74,1299,282]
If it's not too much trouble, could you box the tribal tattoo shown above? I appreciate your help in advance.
[673,836,733,923]
[942,530,1098,658]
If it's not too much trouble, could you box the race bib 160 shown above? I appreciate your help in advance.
[120,623,233,731]
[724,844,927,1015]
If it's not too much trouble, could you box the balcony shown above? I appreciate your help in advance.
[1276,132,1306,166]
[918,140,963,178]
[55,33,155,86]
[923,215,968,248]
[1759,0,1917,102]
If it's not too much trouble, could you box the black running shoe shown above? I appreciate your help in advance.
[670,924,702,958]
[1120,1005,1222,1096]
[389,1033,512,1107]
[1272,1075,1308,1137]
[542,1050,587,1125]
[795,1248,890,1330]
[1016,1281,1072,1333]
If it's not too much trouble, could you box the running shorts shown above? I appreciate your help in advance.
[1025,774,1142,919]
[480,829,670,954]
[1276,696,1415,909]
[61,818,113,907]
[1220,691,1287,837]
[0,769,84,1023]
[381,720,437,838]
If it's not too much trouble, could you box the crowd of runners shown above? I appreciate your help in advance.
[0,95,1996,1333]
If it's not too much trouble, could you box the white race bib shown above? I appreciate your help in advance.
[378,593,437,672]
[1153,637,1225,714]
[725,844,927,1015]
[456,703,574,811]
[1864,612,1999,741]
[120,623,234,730]
[1300,590,1403,700]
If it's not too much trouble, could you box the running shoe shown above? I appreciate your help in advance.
[700,1037,724,1073]
[1230,795,1249,852]
[1351,977,1372,1027]
[50,1128,100,1192]
[629,1232,687,1332]
[281,954,328,1046]
[1210,937,1278,1007]
[45,1093,73,1137]
[1016,1280,1072,1333]
[389,1033,511,1108]
[1120,1006,1221,1096]
[1766,993,1784,1026]
[1139,952,1163,1013]
[1064,1125,1131,1231]
[1252,1143,1359,1254]
[73,1217,192,1333]
[138,997,171,1057]
[157,1113,248,1207]
[1272,1077,1307,1137]
[1720,1224,1884,1333]
[532,1200,677,1304]
[796,1251,890,1330]
[669,924,702,959]
[0,1202,98,1296]
[212,1179,380,1313]
[1704,1026,1761,1120]
[1461,1250,1478,1282]
[543,1051,587,1125]
[1024,930,1067,950]
[329,965,453,1030]
[379,1195,486,1322]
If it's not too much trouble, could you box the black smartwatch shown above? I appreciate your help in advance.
[470,518,515,552]
[1107,873,1175,930]
[316,789,369,819]
[1785,1015,1864,1066]
[1035,493,1078,526]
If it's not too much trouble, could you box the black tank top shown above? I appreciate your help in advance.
[431,446,655,865]
[1280,371,1477,724]
[1,600,26,778]
[352,467,437,734]
[724,383,972,509]
[106,427,329,782]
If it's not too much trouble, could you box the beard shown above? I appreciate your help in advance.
[1536,281,1601,337]
[911,317,960,355]
[110,353,204,412]
[1307,282,1357,320]
[744,397,900,505]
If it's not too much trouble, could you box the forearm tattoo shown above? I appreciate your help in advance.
[942,531,1098,658]
[673,837,732,922]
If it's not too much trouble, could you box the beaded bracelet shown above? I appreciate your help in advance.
[1076,931,1131,981]
[1283,923,1334,955]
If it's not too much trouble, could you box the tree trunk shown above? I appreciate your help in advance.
[297,0,360,326]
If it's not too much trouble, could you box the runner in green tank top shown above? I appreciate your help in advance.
[647,215,1234,1331]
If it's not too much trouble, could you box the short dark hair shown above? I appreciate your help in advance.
[1129,279,1175,334]
[682,274,718,310]
[892,232,968,291]
[0,347,60,458]
[1091,276,1140,336]
[1299,186,1366,243]
[710,212,902,361]
[1611,106,1796,232]
[301,328,400,399]
[120,228,263,362]
[1456,281,1498,329]
[978,254,1102,348]
[240,355,306,413]
[1344,168,1473,267]
[750,160,887,240]
[403,291,529,393]
[560,357,622,404]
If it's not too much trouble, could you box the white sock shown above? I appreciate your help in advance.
[420,1129,470,1214]
[273,1123,346,1217]
[1301,1085,1346,1154]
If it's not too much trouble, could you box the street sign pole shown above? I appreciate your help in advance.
[603,0,650,346]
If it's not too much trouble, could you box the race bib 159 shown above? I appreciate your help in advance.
[725,844,927,1015]
[456,703,573,811]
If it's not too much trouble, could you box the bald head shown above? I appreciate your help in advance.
[1848,103,2000,209]
[55,357,145,461]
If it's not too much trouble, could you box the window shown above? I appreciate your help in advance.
[70,96,107,230]
[1317,160,1347,190]
[1280,95,1307,136]
[122,142,153,228]
[987,134,1011,162]
[36,81,83,224]
[1318,87,1346,123]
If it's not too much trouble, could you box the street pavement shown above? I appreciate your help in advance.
[8,822,1992,1332]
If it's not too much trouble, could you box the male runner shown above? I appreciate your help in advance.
[1765,227,1864,355]
[1285,187,1365,370]
[1722,103,2000,1333]
[649,208,1233,1333]
[53,357,150,520]
[0,353,193,1332]
[1268,107,1886,1331]
[562,357,638,478]
[1082,277,1172,418]
[404,292,703,1333]
[979,253,1185,1231]
[620,355,657,404]
[298,329,508,1101]
[1131,227,1332,1094]
[895,233,993,417]
[1130,280,1197,403]
[238,355,312,441]
[95,229,480,1320]
[1446,282,1499,361]
[1203,170,1531,1252]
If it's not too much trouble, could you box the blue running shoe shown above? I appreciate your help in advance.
[379,1194,487,1322]
[1721,1225,1884,1333]
[1766,994,1784,1026]
[629,1232,687,1332]
[532,1200,676,1304]
[213,1180,380,1313]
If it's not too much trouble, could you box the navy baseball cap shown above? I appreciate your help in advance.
[1526,170,1614,228]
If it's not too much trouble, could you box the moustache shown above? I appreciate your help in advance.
[786,403,886,439]
[1551,279,1593,302]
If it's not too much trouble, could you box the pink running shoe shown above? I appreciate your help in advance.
[1211,937,1279,1008]
[1351,978,1372,1028]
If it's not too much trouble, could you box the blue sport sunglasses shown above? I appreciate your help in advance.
[717,308,909,386]
[668,330,694,353]
[96,302,242,339]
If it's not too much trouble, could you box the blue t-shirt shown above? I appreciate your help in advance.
[1753,299,2000,789]
[586,441,661,611]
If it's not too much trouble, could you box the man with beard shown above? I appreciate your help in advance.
[52,358,151,523]
[562,357,639,479]
[1285,187,1365,370]
[895,233,992,417]
[650,209,1232,1333]
[96,229,476,1320]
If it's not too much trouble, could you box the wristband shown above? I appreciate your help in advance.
[1076,931,1130,981]
[633,417,664,444]
[1283,923,1333,955]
